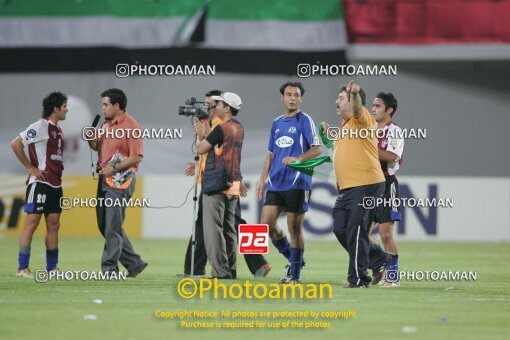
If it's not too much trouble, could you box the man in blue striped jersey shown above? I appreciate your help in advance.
[256,82,321,284]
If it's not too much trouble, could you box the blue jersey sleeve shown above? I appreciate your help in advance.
[300,113,320,150]
[267,121,276,153]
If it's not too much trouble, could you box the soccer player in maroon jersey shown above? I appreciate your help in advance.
[369,92,404,287]
[11,92,68,278]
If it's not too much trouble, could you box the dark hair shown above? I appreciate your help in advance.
[279,82,305,96]
[220,101,239,116]
[101,88,127,111]
[230,106,239,116]
[339,86,366,106]
[42,92,67,118]
[376,92,398,117]
[205,90,222,97]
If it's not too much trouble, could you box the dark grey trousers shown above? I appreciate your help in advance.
[202,193,239,278]
[184,193,268,276]
[96,176,144,273]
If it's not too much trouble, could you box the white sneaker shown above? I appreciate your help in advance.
[279,275,302,284]
[16,268,34,279]
[380,280,400,288]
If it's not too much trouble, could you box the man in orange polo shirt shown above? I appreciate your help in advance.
[322,81,385,288]
[87,88,147,277]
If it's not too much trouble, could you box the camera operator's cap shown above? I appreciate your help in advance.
[211,92,242,110]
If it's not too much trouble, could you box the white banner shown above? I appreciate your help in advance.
[142,175,510,242]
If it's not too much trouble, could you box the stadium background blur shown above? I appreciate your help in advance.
[0,1,508,339]
[1,0,508,242]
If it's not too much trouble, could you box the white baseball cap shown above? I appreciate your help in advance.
[211,92,242,110]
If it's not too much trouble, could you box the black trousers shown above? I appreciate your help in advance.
[184,192,268,275]
[332,182,384,286]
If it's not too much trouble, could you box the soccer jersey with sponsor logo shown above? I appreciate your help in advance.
[378,121,404,176]
[333,107,384,189]
[19,118,64,187]
[267,111,320,191]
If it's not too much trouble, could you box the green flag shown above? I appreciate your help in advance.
[288,156,331,176]
[288,123,336,182]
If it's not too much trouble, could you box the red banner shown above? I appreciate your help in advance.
[343,0,510,44]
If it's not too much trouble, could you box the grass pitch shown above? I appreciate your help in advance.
[0,237,509,340]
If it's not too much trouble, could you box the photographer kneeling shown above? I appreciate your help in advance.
[194,92,244,279]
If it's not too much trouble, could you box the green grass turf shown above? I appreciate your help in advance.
[0,237,509,340]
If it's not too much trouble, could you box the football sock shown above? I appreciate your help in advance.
[289,247,304,279]
[272,236,291,259]
[46,248,59,271]
[386,254,399,281]
[387,253,399,268]
[18,246,31,270]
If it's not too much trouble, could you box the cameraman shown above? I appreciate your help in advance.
[181,91,271,278]
[181,90,222,277]
[195,92,243,279]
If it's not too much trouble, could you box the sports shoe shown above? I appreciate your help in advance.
[176,273,205,278]
[371,265,386,285]
[380,254,399,286]
[279,275,301,284]
[281,264,291,280]
[378,272,400,286]
[280,261,306,280]
[16,268,34,279]
[380,280,400,288]
[208,275,233,279]
[127,262,148,278]
[343,283,370,288]
[254,263,272,278]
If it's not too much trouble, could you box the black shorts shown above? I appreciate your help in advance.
[373,175,401,224]
[264,189,311,213]
[24,182,63,214]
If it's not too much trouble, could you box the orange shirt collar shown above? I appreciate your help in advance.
[108,111,128,126]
